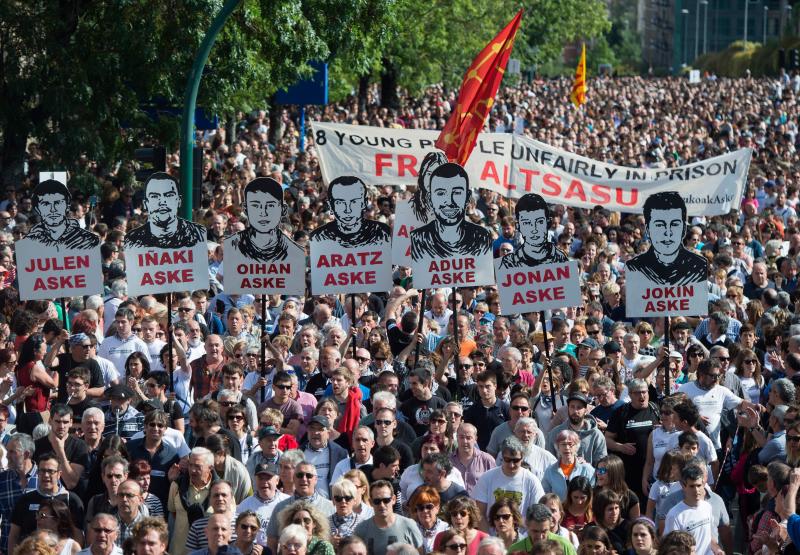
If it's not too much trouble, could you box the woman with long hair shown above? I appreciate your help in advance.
[16,334,56,413]
[641,396,682,497]
[342,469,372,516]
[579,525,615,555]
[488,498,522,549]
[34,499,81,555]
[124,352,150,404]
[233,511,262,555]
[591,489,628,553]
[595,454,640,519]
[410,150,448,221]
[225,405,258,465]
[727,348,763,405]
[279,499,334,555]
[626,517,659,555]
[561,475,593,534]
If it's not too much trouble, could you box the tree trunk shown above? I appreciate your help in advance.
[268,94,283,147]
[380,57,400,110]
[358,73,370,114]
[0,112,28,187]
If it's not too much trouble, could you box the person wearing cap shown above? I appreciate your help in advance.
[102,383,145,441]
[44,329,107,403]
[237,462,289,542]
[302,415,348,495]
[126,409,181,510]
[575,337,600,377]
[605,378,660,502]
[246,426,283,477]
[545,392,607,466]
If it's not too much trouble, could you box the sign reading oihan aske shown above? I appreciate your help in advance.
[310,176,393,295]
[15,179,103,300]
[124,172,209,296]
[625,191,708,317]
[224,178,306,296]
[494,193,581,313]
[409,162,494,289]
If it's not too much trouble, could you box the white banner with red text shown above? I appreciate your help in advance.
[311,122,751,216]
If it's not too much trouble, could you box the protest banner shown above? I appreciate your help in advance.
[224,178,306,296]
[493,193,581,313]
[124,172,208,296]
[391,199,423,267]
[409,162,494,289]
[309,176,392,295]
[15,179,103,300]
[625,192,708,317]
[311,121,751,216]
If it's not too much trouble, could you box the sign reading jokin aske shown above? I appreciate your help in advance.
[224,177,306,296]
[15,179,104,300]
[310,175,393,295]
[123,172,209,296]
[625,191,708,317]
[494,193,581,313]
[409,162,494,289]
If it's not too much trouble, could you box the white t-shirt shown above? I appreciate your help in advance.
[145,339,166,371]
[664,499,715,555]
[473,466,544,519]
[677,382,742,448]
[494,444,556,481]
[399,463,465,501]
[97,334,150,376]
[651,427,680,478]
[237,491,290,545]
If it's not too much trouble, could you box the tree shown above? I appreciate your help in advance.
[0,0,395,186]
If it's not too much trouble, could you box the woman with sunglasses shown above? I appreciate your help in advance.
[233,511,263,555]
[437,530,469,555]
[279,500,334,555]
[226,405,258,465]
[433,497,486,555]
[487,498,522,549]
[34,498,81,555]
[328,479,367,550]
[681,345,706,385]
[342,469,373,516]
[727,348,763,405]
[408,486,447,554]
[641,396,681,496]
[595,455,640,520]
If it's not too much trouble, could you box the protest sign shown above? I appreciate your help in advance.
[124,172,208,296]
[409,162,494,289]
[309,176,392,295]
[224,177,306,296]
[391,199,423,267]
[625,192,708,317]
[15,179,103,300]
[493,193,581,313]
[311,121,751,216]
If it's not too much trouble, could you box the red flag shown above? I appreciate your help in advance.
[435,10,523,165]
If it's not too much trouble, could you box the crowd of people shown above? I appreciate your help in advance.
[3,73,800,555]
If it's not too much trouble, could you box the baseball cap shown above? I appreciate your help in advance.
[567,393,590,406]
[309,415,330,429]
[253,462,279,476]
[603,341,622,354]
[578,338,599,350]
[257,426,281,439]
[106,384,135,400]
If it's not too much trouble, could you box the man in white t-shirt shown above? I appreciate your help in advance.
[98,307,150,377]
[473,436,544,529]
[677,358,753,449]
[664,465,724,555]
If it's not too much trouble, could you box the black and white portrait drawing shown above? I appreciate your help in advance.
[410,163,492,260]
[124,172,206,249]
[410,150,449,222]
[499,193,567,269]
[625,191,707,285]
[309,175,391,248]
[26,179,100,250]
[229,177,304,262]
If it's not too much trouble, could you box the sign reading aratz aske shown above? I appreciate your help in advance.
[625,191,708,317]
[312,121,751,216]
[123,172,208,296]
[409,162,494,288]
[309,176,392,295]
[15,179,103,300]
[224,177,306,296]
[494,193,581,313]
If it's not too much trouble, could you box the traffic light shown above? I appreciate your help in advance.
[134,146,167,182]
[791,49,800,70]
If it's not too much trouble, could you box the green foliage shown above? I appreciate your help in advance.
[692,39,800,77]
[0,0,395,181]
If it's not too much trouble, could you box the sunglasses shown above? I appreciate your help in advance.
[416,503,436,512]
[596,467,608,475]
[274,384,292,391]
[228,415,244,421]
[372,497,393,505]
[511,405,530,412]
[788,435,800,443]
[334,495,354,503]
[292,517,313,525]
[375,419,394,426]
[503,457,522,464]
[356,357,371,363]
[295,472,315,480]
[494,513,513,521]
[446,544,467,551]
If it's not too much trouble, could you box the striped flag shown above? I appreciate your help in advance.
[570,43,587,108]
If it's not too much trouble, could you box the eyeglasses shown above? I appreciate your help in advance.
[689,352,703,358]
[220,401,238,407]
[375,419,394,426]
[743,359,757,365]
[494,513,513,521]
[460,363,473,368]
[446,544,467,552]
[177,307,193,313]
[274,384,292,391]
[228,415,244,421]
[132,328,142,333]
[334,495,354,503]
[596,467,608,475]
[587,330,600,336]
[292,517,313,525]
[37,468,59,475]
[788,435,800,443]
[36,512,55,519]
[371,497,393,505]
[704,373,722,379]
[511,405,530,412]
[295,472,315,480]
[415,503,436,512]
[715,357,730,362]
[356,357,371,363]
[503,457,522,464]
[93,527,117,535]
[639,330,653,335]
[453,510,469,517]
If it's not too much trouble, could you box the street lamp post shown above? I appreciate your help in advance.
[695,0,701,60]
[764,5,769,44]
[701,0,709,54]
[744,0,749,43]
[682,8,691,66]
